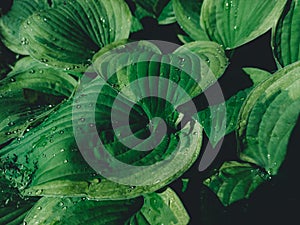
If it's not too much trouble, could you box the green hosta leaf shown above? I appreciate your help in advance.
[131,16,144,33]
[243,67,272,86]
[238,61,300,175]
[134,0,169,18]
[1,42,205,200]
[195,88,251,147]
[273,0,300,67]
[203,161,265,206]
[0,175,36,225]
[24,197,141,225]
[173,0,209,41]
[157,1,176,25]
[0,57,76,145]
[200,0,287,49]
[20,0,132,71]
[126,188,189,225]
[0,0,50,54]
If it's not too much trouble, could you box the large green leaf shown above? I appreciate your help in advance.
[200,0,287,49]
[126,188,189,225]
[0,42,208,200]
[238,61,300,175]
[203,161,266,206]
[24,196,140,225]
[273,0,300,67]
[0,0,50,54]
[0,57,77,145]
[19,0,132,71]
[195,88,251,147]
[173,0,209,41]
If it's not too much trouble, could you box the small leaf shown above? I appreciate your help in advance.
[126,188,189,225]
[133,0,169,18]
[158,1,176,25]
[200,0,287,49]
[24,196,141,225]
[273,0,300,67]
[243,67,272,86]
[195,88,251,147]
[203,161,265,206]
[173,0,209,41]
[0,0,50,54]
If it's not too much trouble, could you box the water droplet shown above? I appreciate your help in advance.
[59,130,64,134]
[8,121,15,126]
[59,202,64,206]
[29,69,35,74]
[10,78,16,82]
[43,18,47,22]
[187,16,191,20]
[60,149,65,152]
[37,206,42,210]
[39,69,44,74]
[63,159,68,163]
[40,58,48,63]
[80,118,85,122]
[62,206,67,210]
[233,25,237,30]
[76,105,81,109]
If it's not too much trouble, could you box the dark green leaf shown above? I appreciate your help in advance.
[195,88,251,147]
[200,0,287,49]
[203,161,266,206]
[134,0,169,18]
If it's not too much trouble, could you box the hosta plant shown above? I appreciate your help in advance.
[0,0,299,224]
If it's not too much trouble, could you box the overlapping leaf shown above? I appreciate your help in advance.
[173,0,208,41]
[200,0,287,49]
[205,62,300,206]
[0,0,50,54]
[24,196,141,225]
[238,61,300,175]
[273,0,300,67]
[19,0,132,71]
[0,57,77,145]
[126,188,189,225]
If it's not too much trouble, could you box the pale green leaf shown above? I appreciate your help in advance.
[238,61,300,175]
[243,67,272,86]
[273,0,300,67]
